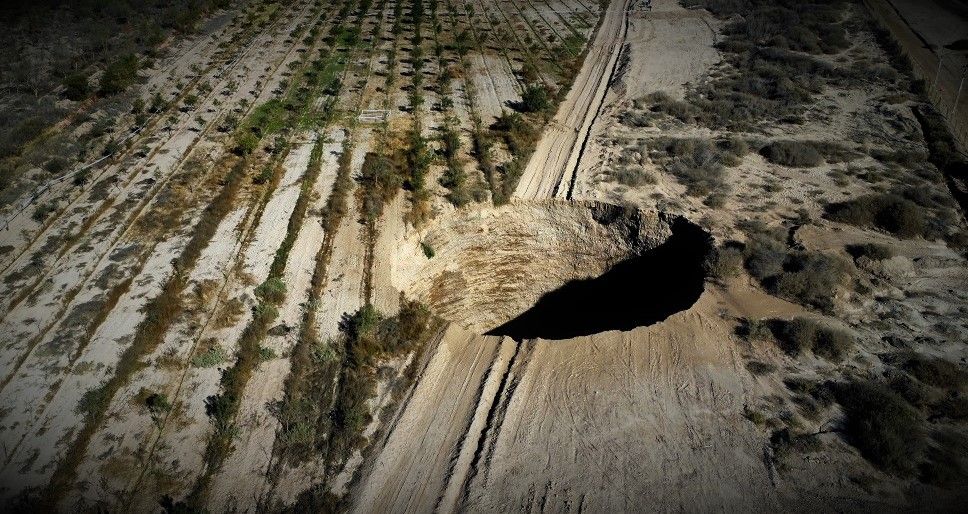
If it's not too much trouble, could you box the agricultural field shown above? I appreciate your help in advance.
[0,0,966,511]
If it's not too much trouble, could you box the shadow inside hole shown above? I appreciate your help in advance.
[487,219,712,340]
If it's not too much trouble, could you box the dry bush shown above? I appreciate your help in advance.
[896,353,967,391]
[655,138,726,197]
[825,194,928,238]
[742,227,851,312]
[703,243,744,281]
[768,252,852,313]
[636,91,698,123]
[769,317,855,361]
[746,361,776,375]
[608,166,656,187]
[216,297,245,329]
[760,141,822,167]
[736,317,773,341]
[492,111,538,157]
[834,379,924,476]
[844,243,894,262]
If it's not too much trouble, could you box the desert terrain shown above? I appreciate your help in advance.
[0,0,966,512]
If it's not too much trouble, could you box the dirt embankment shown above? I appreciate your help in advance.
[392,201,673,333]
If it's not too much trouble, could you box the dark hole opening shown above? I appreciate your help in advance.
[486,219,712,340]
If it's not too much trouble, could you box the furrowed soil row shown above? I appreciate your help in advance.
[0,1,320,435]
[0,0,308,334]
[0,0,290,281]
[0,1,329,506]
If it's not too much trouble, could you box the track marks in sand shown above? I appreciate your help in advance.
[513,0,632,201]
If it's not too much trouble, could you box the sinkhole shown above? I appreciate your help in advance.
[392,201,712,340]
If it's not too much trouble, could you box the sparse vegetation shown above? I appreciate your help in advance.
[769,317,855,361]
[741,225,852,312]
[825,194,928,238]
[834,379,925,476]
[760,141,822,168]
[844,243,894,262]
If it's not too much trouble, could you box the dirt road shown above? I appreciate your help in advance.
[513,0,633,200]
[864,0,968,148]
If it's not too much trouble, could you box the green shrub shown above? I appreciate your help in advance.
[253,302,278,325]
[234,132,259,156]
[258,346,277,362]
[834,379,924,475]
[32,202,58,223]
[76,384,110,421]
[246,99,288,138]
[255,277,286,305]
[100,54,140,95]
[359,151,403,221]
[825,194,928,238]
[760,141,822,167]
[63,73,91,101]
[150,92,166,113]
[520,84,550,113]
[192,345,228,368]
[145,392,171,415]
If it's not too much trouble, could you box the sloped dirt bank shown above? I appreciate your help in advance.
[392,200,711,338]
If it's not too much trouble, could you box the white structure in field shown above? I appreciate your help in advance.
[358,109,389,123]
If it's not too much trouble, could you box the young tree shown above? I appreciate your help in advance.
[520,84,550,113]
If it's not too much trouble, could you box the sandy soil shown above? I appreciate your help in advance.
[6,0,963,510]
[205,129,346,510]
[266,137,373,508]
[868,0,968,145]
[513,0,632,200]
[0,0,325,503]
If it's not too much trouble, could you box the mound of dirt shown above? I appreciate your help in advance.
[392,200,711,338]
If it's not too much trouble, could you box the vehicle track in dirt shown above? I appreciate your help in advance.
[513,0,631,201]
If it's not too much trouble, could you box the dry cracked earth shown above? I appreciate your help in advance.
[1,0,967,512]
